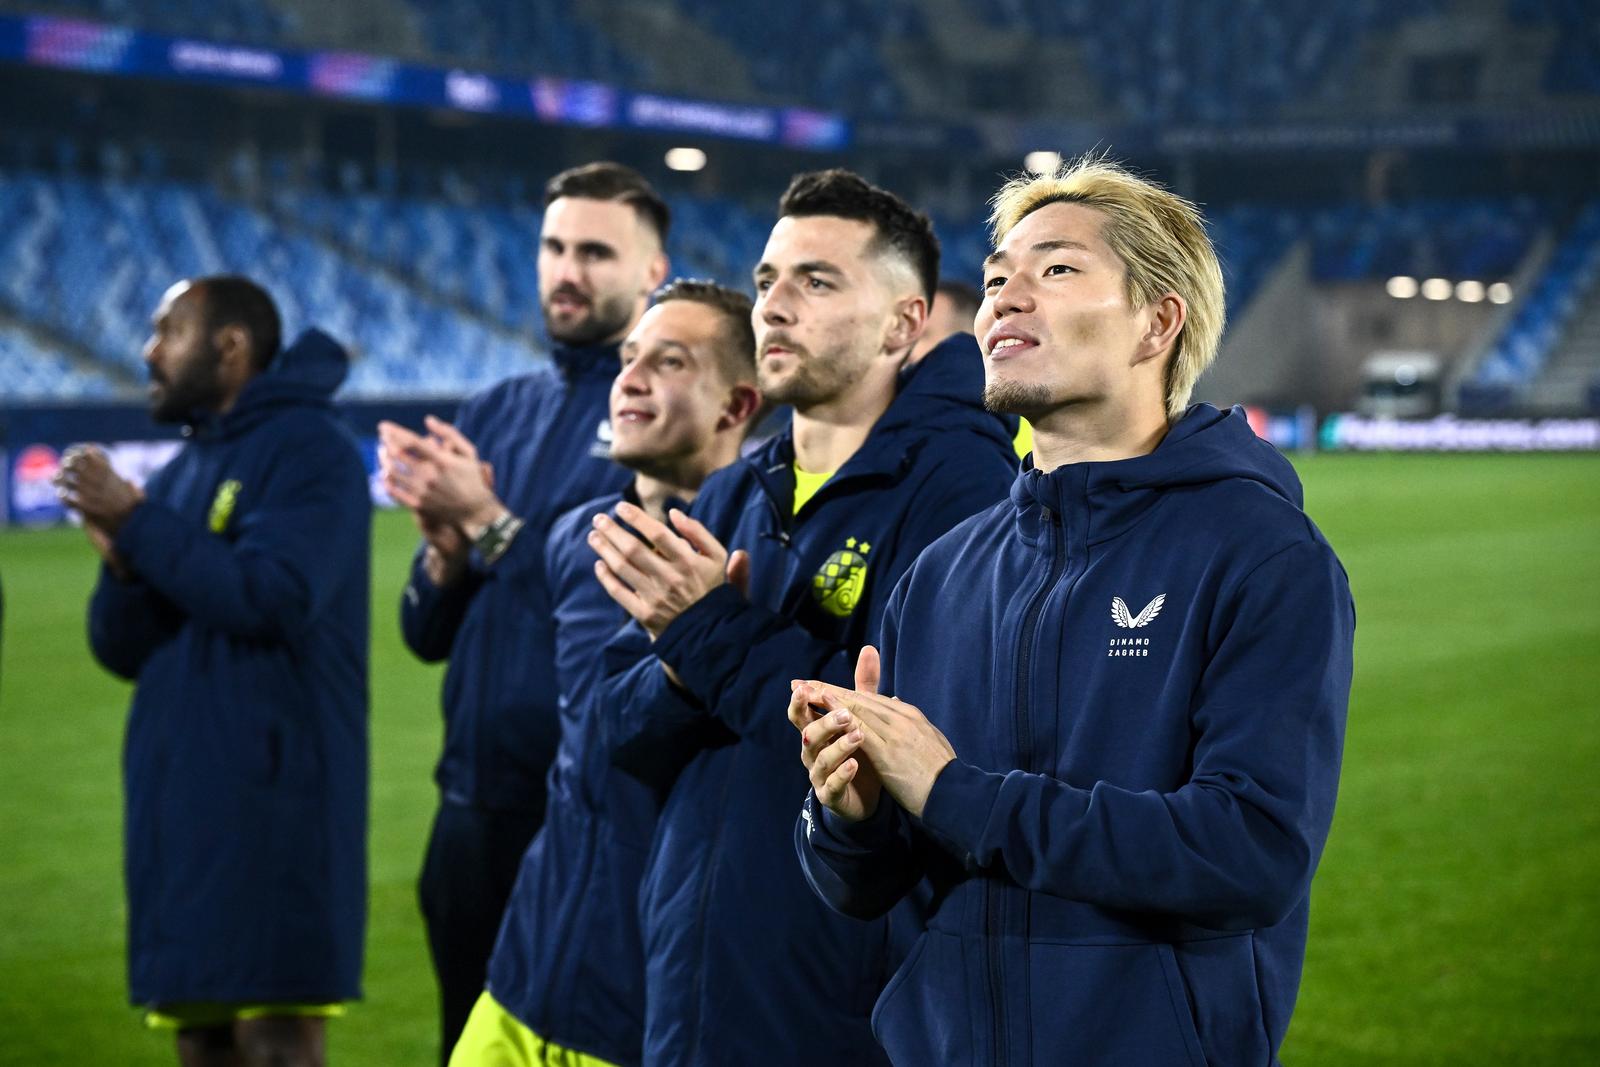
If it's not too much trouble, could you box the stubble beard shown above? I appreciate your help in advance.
[759,341,863,409]
[545,289,637,347]
[983,376,1062,421]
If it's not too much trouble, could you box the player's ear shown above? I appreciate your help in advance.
[644,251,670,296]
[215,322,255,378]
[882,293,927,357]
[717,382,762,433]
[1133,292,1185,368]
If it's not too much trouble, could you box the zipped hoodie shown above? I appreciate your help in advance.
[798,404,1355,1066]
[600,334,1018,1066]
[400,343,630,815]
[88,329,371,1005]
[486,485,682,1066]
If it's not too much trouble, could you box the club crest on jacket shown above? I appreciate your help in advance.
[813,537,871,617]
[208,479,242,534]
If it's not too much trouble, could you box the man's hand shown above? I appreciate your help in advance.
[790,646,885,822]
[792,645,956,819]
[377,417,502,534]
[83,521,132,581]
[54,445,144,534]
[588,502,746,640]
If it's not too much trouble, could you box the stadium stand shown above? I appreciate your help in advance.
[975,0,1433,123]
[0,321,116,401]
[1474,202,1600,391]
[1,162,1321,400]
[406,0,645,87]
[0,169,545,399]
[1309,199,1545,283]
[1510,0,1600,95]
[10,0,1598,123]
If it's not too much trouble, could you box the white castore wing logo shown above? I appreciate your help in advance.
[1111,594,1165,629]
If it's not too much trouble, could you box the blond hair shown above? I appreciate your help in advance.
[989,156,1225,420]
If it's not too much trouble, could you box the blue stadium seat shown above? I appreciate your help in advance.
[0,323,118,401]
[1475,202,1600,386]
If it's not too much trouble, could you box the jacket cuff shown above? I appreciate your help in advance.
[917,759,1004,866]
[813,790,901,852]
[652,583,752,700]
[112,500,176,573]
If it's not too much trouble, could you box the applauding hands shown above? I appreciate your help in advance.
[788,645,957,821]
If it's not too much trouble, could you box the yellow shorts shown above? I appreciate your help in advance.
[448,991,619,1067]
[144,1002,345,1030]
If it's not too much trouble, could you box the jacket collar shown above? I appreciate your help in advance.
[551,340,621,382]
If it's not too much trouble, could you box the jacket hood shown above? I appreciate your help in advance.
[197,328,348,438]
[1012,404,1303,545]
[874,332,1016,452]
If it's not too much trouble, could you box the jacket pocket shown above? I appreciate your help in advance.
[1171,933,1273,1066]
[1027,940,1207,1066]
[872,930,976,1065]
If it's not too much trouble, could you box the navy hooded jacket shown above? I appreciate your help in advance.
[797,405,1355,1066]
[485,486,668,1066]
[400,343,629,814]
[87,329,371,1006]
[600,334,1018,1066]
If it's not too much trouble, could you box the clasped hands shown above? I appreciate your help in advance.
[53,445,144,577]
[587,502,749,641]
[378,416,498,583]
[788,645,957,822]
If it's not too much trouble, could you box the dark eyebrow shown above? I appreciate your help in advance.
[624,338,694,358]
[983,238,1093,270]
[754,259,846,277]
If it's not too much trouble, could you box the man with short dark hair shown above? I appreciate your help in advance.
[448,280,762,1067]
[792,157,1355,1065]
[59,277,370,1067]
[380,161,668,1063]
[586,170,1017,1064]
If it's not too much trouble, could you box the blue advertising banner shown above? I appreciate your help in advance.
[0,14,856,151]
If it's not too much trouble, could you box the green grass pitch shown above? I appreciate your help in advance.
[0,454,1596,1065]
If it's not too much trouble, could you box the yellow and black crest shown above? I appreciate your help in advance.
[812,537,870,618]
[208,479,242,534]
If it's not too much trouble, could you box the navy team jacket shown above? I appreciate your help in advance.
[797,405,1356,1066]
[88,329,371,1005]
[401,343,629,815]
[600,334,1019,1066]
[485,485,669,1066]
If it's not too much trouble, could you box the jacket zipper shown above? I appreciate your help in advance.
[685,764,738,1064]
[988,503,1066,1063]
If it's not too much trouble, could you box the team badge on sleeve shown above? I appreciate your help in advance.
[813,537,871,617]
[208,479,242,533]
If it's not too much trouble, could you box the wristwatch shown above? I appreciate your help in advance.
[471,509,525,565]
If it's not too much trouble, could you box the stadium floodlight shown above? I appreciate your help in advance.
[1455,280,1485,303]
[1386,276,1419,299]
[1487,282,1513,304]
[1024,150,1063,175]
[664,147,707,172]
[1421,277,1452,301]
